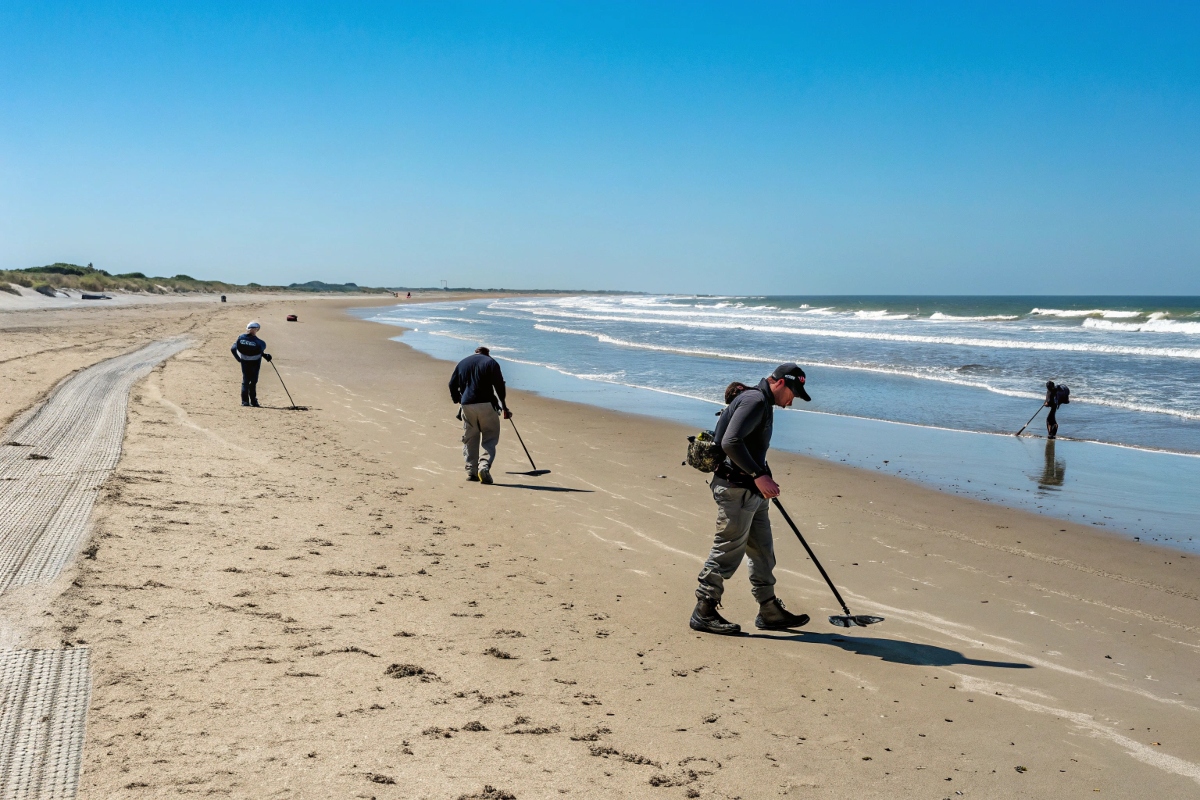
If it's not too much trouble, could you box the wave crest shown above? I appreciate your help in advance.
[1083,318,1200,334]
[1030,308,1141,319]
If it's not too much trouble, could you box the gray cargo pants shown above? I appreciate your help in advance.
[461,402,501,475]
[696,482,777,604]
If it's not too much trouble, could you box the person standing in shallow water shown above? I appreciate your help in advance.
[691,363,814,636]
[449,346,511,484]
[231,321,271,407]
[1045,380,1061,439]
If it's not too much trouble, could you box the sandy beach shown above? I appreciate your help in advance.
[2,295,1198,799]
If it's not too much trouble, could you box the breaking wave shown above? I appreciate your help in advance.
[529,323,1200,420]
[1030,308,1142,319]
[529,312,1200,360]
[929,312,1020,321]
[1083,318,1200,334]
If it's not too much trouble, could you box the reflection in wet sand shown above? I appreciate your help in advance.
[1035,440,1066,490]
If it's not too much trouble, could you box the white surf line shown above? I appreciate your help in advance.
[556,472,629,501]
[0,339,189,800]
[587,530,636,551]
[601,517,703,562]
[951,673,1200,786]
[843,597,1199,713]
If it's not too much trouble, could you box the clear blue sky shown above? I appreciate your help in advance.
[2,2,1198,293]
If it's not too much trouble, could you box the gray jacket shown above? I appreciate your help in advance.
[713,378,774,486]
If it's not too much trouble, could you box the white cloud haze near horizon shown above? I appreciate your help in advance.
[2,3,1199,295]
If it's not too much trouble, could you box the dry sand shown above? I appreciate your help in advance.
[2,296,1198,798]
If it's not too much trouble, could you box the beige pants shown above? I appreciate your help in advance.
[461,403,501,474]
[696,482,777,604]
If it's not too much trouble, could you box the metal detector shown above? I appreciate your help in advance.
[269,360,308,411]
[506,417,550,476]
[771,498,884,628]
[1014,402,1044,436]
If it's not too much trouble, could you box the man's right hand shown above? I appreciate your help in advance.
[754,474,781,499]
[502,408,512,420]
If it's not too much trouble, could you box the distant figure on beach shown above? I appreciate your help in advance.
[1045,380,1063,439]
[406,291,411,299]
[231,321,271,407]
[691,364,812,636]
[449,346,512,484]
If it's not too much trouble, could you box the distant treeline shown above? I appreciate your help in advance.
[0,264,391,297]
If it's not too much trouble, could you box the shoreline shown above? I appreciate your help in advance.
[373,315,1200,551]
[4,296,1198,797]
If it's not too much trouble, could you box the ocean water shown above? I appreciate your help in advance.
[358,295,1200,550]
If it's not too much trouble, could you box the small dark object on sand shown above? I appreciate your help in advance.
[385,663,433,679]
[27,453,51,460]
[484,647,514,659]
[367,773,396,784]
[458,786,516,800]
[286,314,298,322]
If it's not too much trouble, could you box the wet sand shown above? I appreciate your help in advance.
[3,296,1198,798]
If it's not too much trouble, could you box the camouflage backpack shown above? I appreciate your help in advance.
[686,430,724,473]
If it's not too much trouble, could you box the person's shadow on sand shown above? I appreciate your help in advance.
[753,631,1032,668]
[494,482,594,493]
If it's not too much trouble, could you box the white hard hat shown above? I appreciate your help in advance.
[247,321,261,329]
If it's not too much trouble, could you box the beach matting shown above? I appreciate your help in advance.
[0,338,190,798]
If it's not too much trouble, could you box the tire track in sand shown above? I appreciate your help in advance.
[0,338,189,799]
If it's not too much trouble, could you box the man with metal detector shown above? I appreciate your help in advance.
[691,363,813,636]
[449,346,512,484]
[231,321,271,407]
[1044,380,1064,439]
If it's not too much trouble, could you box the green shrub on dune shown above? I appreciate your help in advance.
[0,263,390,296]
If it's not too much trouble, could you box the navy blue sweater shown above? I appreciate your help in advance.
[449,354,507,409]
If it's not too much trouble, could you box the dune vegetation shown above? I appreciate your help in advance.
[1,263,389,296]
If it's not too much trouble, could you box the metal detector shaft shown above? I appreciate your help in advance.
[771,497,852,616]
[269,360,298,409]
[509,418,538,471]
[1015,403,1044,437]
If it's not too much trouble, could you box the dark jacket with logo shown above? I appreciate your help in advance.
[449,353,507,410]
[712,378,774,489]
[231,334,267,364]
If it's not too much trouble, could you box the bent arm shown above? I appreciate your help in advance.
[448,367,463,403]
[492,363,507,409]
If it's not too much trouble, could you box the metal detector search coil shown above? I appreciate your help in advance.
[771,497,885,628]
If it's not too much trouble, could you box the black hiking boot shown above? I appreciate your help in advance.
[479,467,493,485]
[690,599,741,635]
[755,597,810,630]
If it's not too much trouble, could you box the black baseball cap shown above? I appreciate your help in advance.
[771,363,811,402]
